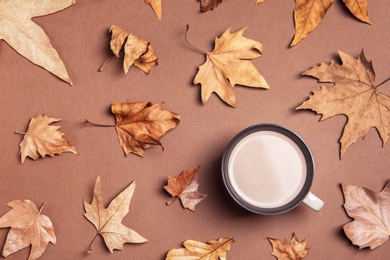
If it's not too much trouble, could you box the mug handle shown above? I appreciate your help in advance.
[302,192,324,211]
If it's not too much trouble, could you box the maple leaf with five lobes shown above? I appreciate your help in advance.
[291,0,370,46]
[0,0,74,85]
[268,233,310,259]
[342,182,390,249]
[0,200,56,260]
[164,165,208,212]
[190,26,269,108]
[84,177,148,253]
[296,50,390,158]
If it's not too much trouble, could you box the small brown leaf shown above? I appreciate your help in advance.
[342,182,390,249]
[164,165,208,211]
[197,0,222,12]
[145,0,162,20]
[84,177,148,253]
[84,102,180,157]
[343,0,370,24]
[268,233,309,260]
[0,200,56,260]
[17,114,77,163]
[166,236,234,260]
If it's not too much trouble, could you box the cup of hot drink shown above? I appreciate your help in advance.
[221,124,324,215]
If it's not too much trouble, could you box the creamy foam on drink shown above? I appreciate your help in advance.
[227,131,307,208]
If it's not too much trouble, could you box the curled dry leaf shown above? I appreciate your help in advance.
[0,200,56,260]
[84,102,180,157]
[296,50,390,159]
[291,0,370,46]
[84,177,148,253]
[0,0,74,85]
[164,165,208,212]
[16,114,78,163]
[145,0,161,20]
[268,233,309,260]
[197,0,222,12]
[342,182,390,249]
[189,26,269,107]
[100,25,158,74]
[166,236,234,260]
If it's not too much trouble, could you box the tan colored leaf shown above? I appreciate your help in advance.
[268,233,309,260]
[166,236,234,260]
[291,0,370,46]
[342,182,390,249]
[164,165,208,212]
[192,27,269,108]
[17,114,78,163]
[84,102,180,157]
[256,0,265,5]
[197,0,222,11]
[296,50,390,158]
[0,200,56,260]
[84,177,148,253]
[103,25,158,74]
[0,0,74,85]
[145,0,161,20]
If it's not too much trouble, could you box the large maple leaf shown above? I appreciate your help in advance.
[16,114,78,163]
[268,233,310,259]
[0,200,56,260]
[84,102,180,157]
[292,0,370,46]
[166,236,234,260]
[191,27,269,108]
[0,0,74,85]
[84,177,148,253]
[296,50,390,158]
[164,165,208,212]
[342,182,390,249]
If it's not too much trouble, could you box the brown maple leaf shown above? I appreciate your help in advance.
[291,0,370,46]
[296,50,390,159]
[100,25,158,74]
[84,102,180,157]
[84,177,148,253]
[0,0,74,85]
[197,0,222,12]
[16,114,78,163]
[166,236,234,260]
[0,200,56,260]
[145,0,161,20]
[268,233,310,260]
[342,182,390,249]
[188,26,269,107]
[164,165,208,211]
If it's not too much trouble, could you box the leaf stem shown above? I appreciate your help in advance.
[84,119,115,127]
[185,25,206,55]
[166,197,179,206]
[99,56,113,72]
[87,233,99,254]
[14,131,27,135]
[376,76,390,88]
[38,203,46,214]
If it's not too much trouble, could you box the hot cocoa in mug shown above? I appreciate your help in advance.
[222,124,324,215]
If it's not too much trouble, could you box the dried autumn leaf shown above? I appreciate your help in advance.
[84,102,180,157]
[166,236,234,260]
[164,165,208,211]
[145,0,161,20]
[291,0,370,46]
[0,0,74,85]
[0,200,56,260]
[84,177,148,253]
[268,233,309,260]
[296,50,390,158]
[16,114,78,163]
[197,0,222,11]
[101,25,158,74]
[190,26,269,107]
[342,182,390,249]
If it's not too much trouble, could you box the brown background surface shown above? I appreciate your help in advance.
[1,0,390,259]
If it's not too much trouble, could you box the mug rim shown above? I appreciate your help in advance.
[221,123,315,215]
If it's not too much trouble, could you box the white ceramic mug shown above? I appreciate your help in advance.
[221,124,324,215]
